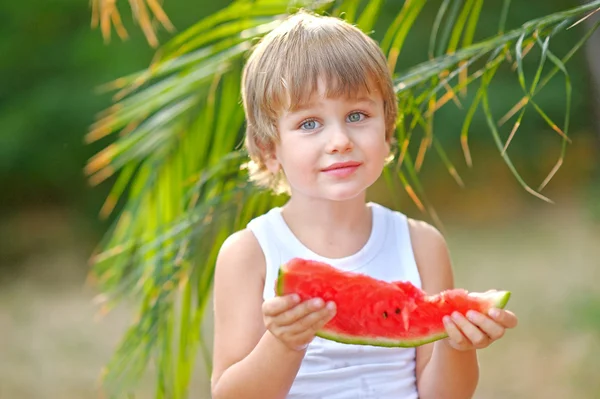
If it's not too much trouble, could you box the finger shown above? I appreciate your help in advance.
[443,315,468,348]
[489,308,518,329]
[466,311,505,340]
[262,294,300,317]
[293,302,337,341]
[451,312,489,348]
[289,301,336,334]
[278,297,326,326]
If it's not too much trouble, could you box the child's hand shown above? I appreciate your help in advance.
[262,294,337,352]
[442,307,518,351]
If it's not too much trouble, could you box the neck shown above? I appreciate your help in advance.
[280,192,372,259]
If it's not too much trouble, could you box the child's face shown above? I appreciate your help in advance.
[268,78,389,202]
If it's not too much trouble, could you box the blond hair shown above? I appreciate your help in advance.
[241,10,397,194]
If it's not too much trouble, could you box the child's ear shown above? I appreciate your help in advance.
[264,151,281,174]
[384,133,396,164]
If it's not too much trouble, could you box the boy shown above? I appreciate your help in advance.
[211,11,518,399]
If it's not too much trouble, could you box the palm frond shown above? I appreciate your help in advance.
[91,0,176,47]
[87,1,600,398]
[391,1,600,207]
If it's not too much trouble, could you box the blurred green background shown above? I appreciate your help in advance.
[1,0,599,398]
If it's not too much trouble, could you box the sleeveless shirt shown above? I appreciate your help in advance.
[247,202,422,399]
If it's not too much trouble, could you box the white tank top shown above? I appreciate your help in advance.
[247,202,422,399]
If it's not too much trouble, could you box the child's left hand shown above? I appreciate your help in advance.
[442,307,518,351]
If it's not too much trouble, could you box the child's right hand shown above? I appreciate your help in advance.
[262,294,337,351]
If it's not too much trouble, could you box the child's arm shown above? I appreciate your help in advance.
[210,229,302,399]
[409,220,518,399]
[210,229,335,399]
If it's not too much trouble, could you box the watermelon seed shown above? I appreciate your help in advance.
[382,311,388,319]
[395,308,401,314]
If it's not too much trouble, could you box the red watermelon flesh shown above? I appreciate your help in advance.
[275,258,511,347]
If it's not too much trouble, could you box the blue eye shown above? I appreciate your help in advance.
[347,112,365,123]
[301,119,319,130]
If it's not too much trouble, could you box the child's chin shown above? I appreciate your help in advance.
[290,180,372,202]
[321,185,368,202]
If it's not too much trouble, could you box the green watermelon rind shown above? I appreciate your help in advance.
[276,265,511,348]
[316,330,451,348]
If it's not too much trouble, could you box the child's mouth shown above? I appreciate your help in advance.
[321,161,362,177]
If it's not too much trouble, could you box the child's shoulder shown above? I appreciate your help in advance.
[406,217,446,250]
[220,227,262,254]
[215,227,266,281]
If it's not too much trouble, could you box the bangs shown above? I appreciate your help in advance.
[264,19,389,116]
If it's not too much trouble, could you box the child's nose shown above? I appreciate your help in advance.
[326,125,353,154]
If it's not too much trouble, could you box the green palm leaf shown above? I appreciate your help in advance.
[87,1,600,397]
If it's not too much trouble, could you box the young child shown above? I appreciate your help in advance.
[211,10,518,399]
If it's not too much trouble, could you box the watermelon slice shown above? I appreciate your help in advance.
[275,258,511,348]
